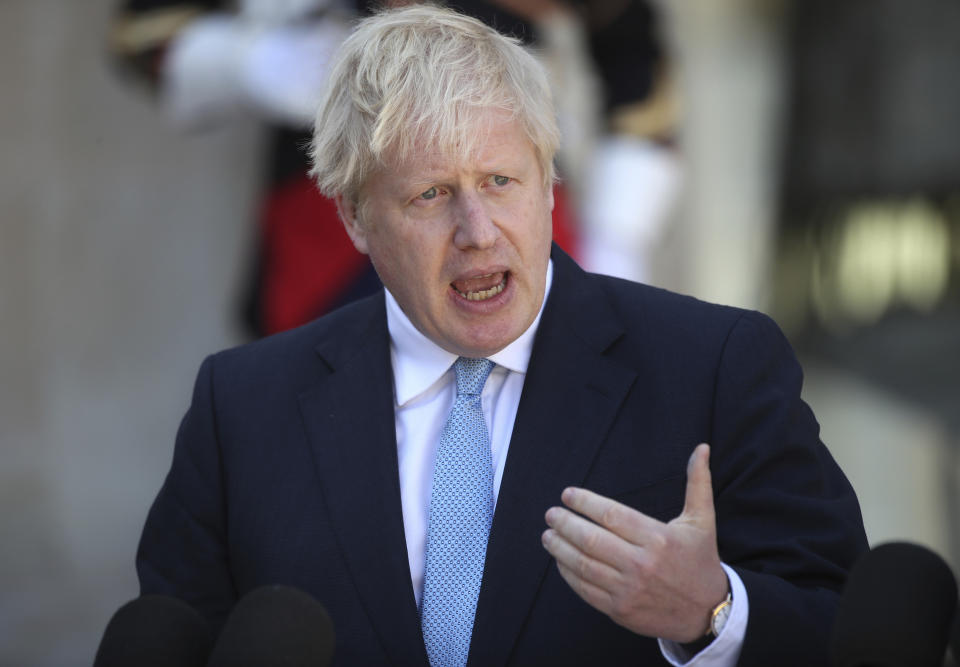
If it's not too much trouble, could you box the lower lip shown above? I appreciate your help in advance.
[449,273,512,312]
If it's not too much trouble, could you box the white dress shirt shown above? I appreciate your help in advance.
[384,260,746,666]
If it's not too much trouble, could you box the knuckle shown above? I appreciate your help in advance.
[576,553,593,580]
[600,504,622,529]
[584,529,604,554]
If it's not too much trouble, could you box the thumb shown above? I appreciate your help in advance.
[681,443,715,523]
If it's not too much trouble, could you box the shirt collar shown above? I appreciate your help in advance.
[386,260,554,406]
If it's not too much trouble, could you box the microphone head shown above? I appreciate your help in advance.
[831,541,958,667]
[207,585,336,667]
[93,595,211,667]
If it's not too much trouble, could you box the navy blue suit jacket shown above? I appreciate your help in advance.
[138,246,867,665]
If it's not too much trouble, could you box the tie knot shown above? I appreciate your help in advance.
[454,357,495,396]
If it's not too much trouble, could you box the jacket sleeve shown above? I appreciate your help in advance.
[709,311,868,666]
[137,354,238,632]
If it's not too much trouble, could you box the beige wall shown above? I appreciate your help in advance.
[1,1,260,662]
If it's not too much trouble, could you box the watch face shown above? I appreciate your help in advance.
[711,602,731,636]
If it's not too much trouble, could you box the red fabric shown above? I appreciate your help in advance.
[550,183,580,260]
[260,177,581,335]
[260,176,371,335]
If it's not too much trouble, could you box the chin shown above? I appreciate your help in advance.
[451,328,520,358]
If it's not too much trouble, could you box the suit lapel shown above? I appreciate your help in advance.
[469,248,638,666]
[297,293,429,667]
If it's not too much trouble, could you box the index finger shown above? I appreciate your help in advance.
[560,487,665,546]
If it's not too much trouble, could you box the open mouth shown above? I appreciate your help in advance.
[452,271,508,301]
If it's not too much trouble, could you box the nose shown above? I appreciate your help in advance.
[452,191,499,250]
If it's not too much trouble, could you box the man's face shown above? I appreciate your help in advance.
[338,109,554,358]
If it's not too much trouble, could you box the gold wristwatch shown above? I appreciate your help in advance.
[708,592,733,637]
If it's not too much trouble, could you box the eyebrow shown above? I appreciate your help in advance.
[391,153,529,191]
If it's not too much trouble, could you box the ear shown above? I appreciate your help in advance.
[546,183,555,212]
[335,193,369,255]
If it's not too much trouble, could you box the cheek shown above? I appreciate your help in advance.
[527,201,554,247]
[368,228,437,294]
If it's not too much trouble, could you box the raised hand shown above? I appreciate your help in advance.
[541,443,729,643]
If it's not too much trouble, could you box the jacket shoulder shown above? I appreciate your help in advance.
[590,273,772,344]
[207,291,385,386]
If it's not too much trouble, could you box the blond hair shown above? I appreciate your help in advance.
[309,3,559,202]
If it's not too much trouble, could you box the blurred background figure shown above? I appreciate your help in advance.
[2,0,958,664]
[545,0,683,285]
[110,0,381,337]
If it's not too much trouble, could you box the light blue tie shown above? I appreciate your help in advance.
[421,357,496,667]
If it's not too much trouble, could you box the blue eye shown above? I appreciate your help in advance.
[419,187,438,200]
[492,175,510,186]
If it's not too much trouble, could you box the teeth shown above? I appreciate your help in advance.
[455,276,506,301]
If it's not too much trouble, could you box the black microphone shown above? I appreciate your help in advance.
[830,541,958,667]
[207,585,336,667]
[93,595,212,667]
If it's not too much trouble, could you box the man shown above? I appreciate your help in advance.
[138,5,868,665]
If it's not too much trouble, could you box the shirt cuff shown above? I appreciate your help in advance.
[658,563,748,667]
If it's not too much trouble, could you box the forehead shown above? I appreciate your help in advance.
[384,112,536,181]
